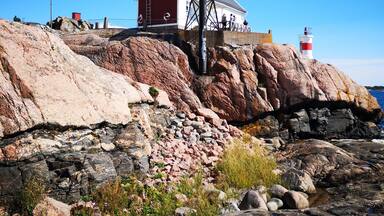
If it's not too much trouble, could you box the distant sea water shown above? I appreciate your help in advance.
[370,90,384,129]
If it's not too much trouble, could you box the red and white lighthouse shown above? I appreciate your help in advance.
[300,27,314,59]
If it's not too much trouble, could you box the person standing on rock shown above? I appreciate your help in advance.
[222,14,227,30]
[243,20,249,32]
[232,15,237,31]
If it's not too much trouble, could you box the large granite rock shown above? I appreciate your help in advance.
[0,20,157,139]
[63,34,202,113]
[196,44,381,122]
[246,107,382,139]
[276,139,384,186]
[63,33,382,125]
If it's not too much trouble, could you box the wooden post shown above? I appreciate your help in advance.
[103,17,109,29]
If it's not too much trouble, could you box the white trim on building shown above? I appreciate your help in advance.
[177,0,247,30]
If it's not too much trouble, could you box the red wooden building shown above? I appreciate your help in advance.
[138,0,178,27]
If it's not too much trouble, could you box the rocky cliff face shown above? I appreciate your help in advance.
[63,33,382,139]
[63,34,381,121]
[198,44,380,121]
[0,21,238,206]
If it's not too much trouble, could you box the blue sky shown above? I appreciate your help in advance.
[0,0,383,85]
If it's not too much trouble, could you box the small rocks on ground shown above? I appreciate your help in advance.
[267,198,284,211]
[175,207,197,216]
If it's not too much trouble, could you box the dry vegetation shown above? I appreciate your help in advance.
[18,177,46,215]
[72,174,222,216]
[216,135,281,189]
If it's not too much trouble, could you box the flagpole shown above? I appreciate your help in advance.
[50,0,53,28]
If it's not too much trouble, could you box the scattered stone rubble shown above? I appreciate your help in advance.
[148,109,241,184]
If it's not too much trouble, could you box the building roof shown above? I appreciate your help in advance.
[216,0,247,13]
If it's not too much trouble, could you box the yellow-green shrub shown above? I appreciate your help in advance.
[217,135,280,189]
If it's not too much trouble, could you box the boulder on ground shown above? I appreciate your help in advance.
[282,168,316,194]
[269,184,289,199]
[266,198,284,211]
[282,191,309,209]
[268,198,283,209]
[33,197,71,216]
[238,190,268,211]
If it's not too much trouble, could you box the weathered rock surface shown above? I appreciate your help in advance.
[269,185,288,199]
[276,139,384,186]
[33,197,71,216]
[283,191,309,209]
[0,21,237,209]
[238,190,268,211]
[197,44,381,122]
[277,139,359,184]
[0,103,236,205]
[229,202,384,216]
[63,34,202,113]
[0,20,159,139]
[245,107,382,139]
[282,168,316,194]
[1,21,383,215]
[62,33,382,125]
